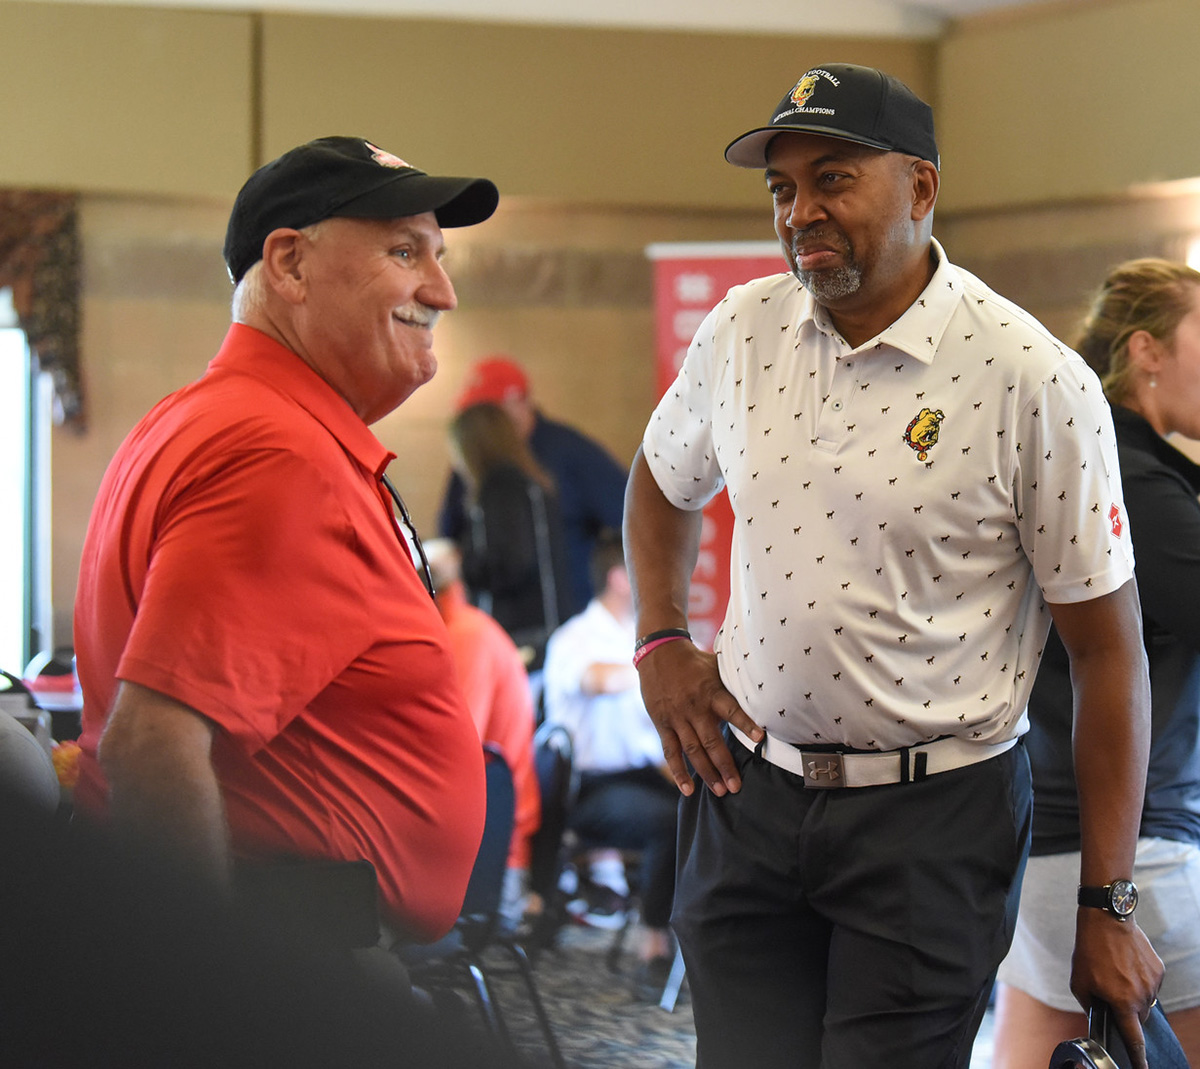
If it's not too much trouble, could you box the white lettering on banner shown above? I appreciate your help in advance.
[673,308,709,343]
[675,272,714,304]
[694,548,718,579]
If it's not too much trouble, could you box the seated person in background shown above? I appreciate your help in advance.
[449,401,573,670]
[993,259,1200,1066]
[425,538,541,932]
[439,355,628,615]
[72,137,499,946]
[542,530,679,1001]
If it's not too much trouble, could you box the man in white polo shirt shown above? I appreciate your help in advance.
[624,63,1163,1068]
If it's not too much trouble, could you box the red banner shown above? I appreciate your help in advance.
[646,242,787,651]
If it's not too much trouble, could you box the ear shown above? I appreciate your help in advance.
[910,160,939,222]
[259,228,307,305]
[1126,328,1165,374]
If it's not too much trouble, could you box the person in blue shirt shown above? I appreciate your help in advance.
[439,355,628,615]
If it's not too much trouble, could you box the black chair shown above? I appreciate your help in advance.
[521,722,576,957]
[522,727,685,1010]
[400,744,565,1069]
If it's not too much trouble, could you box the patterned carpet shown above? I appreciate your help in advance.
[484,923,696,1069]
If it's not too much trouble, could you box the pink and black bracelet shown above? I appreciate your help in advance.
[632,627,692,667]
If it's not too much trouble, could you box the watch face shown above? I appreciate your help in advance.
[1110,879,1138,916]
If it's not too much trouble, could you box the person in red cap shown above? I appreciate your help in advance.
[74,137,499,948]
[455,356,531,412]
[439,355,628,616]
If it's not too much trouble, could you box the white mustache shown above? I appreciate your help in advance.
[394,303,441,329]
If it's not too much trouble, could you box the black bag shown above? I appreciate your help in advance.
[1050,999,1190,1069]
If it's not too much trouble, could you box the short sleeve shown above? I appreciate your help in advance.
[118,444,378,750]
[1013,358,1135,603]
[642,303,725,511]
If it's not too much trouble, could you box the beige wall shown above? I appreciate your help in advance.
[0,2,253,196]
[937,0,1200,212]
[260,15,933,209]
[937,185,1200,341]
[0,0,931,206]
[10,0,1200,643]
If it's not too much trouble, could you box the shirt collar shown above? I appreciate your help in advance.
[210,324,395,479]
[800,238,962,365]
[1112,403,1200,494]
[876,239,962,364]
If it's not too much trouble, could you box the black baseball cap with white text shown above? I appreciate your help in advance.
[724,64,939,170]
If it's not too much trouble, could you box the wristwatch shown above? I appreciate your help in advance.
[1078,879,1139,920]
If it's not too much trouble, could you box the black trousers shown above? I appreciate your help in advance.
[672,732,1031,1069]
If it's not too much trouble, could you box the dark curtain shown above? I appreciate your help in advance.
[0,190,82,428]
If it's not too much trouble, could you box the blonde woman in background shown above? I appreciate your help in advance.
[994,259,1200,1066]
[449,402,573,671]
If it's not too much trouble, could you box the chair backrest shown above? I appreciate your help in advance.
[528,722,575,901]
[461,743,516,923]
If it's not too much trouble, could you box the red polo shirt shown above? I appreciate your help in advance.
[74,324,485,941]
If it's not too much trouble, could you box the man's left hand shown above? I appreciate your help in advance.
[1070,908,1164,1069]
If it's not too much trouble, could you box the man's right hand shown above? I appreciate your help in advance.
[635,638,763,797]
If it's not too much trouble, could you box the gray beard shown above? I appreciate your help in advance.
[796,262,863,303]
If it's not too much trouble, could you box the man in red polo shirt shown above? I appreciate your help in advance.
[73,137,499,944]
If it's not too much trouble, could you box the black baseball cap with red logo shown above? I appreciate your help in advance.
[724,63,939,170]
[223,136,499,284]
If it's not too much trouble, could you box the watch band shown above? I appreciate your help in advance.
[1078,880,1138,920]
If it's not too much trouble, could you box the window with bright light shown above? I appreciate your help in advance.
[0,286,50,678]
